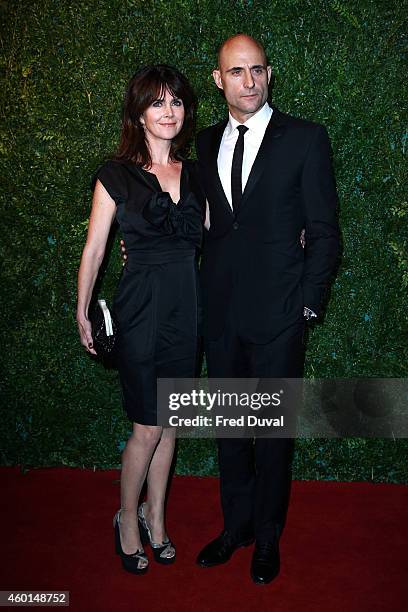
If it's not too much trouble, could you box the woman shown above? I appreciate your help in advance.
[77,65,203,574]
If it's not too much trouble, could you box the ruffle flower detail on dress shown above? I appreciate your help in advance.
[142,192,202,246]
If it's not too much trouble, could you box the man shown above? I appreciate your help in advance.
[195,34,339,584]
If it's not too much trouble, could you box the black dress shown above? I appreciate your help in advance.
[94,159,204,425]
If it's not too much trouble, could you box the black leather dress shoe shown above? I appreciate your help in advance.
[196,530,254,567]
[250,538,280,584]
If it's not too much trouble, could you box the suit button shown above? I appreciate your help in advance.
[232,222,239,230]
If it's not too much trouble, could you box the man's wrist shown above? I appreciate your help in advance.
[303,306,317,321]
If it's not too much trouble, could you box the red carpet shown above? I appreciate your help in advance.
[1,467,407,611]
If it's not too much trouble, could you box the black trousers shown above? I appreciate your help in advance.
[205,316,305,541]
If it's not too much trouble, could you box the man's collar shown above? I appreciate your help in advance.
[226,102,273,136]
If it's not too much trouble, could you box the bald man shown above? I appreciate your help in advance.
[195,34,339,584]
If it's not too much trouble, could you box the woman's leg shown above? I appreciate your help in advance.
[119,423,162,556]
[143,427,176,543]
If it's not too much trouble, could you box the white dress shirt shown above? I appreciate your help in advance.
[217,102,273,208]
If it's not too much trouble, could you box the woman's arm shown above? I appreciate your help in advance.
[76,179,116,354]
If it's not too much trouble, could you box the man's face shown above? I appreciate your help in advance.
[213,37,272,123]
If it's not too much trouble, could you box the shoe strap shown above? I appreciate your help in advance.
[158,542,175,559]
[115,509,147,563]
[138,503,171,548]
[113,509,122,527]
[130,550,148,561]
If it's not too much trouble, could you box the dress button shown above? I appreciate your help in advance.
[232,222,239,230]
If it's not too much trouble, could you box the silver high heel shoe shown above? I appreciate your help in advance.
[113,509,149,574]
[137,503,176,565]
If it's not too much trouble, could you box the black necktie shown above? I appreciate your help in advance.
[231,125,248,213]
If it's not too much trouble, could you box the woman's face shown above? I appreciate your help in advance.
[140,87,185,144]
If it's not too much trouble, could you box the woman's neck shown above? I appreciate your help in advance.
[147,137,173,167]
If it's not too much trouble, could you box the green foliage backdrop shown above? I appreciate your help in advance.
[1,0,407,481]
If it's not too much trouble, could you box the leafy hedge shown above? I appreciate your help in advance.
[1,0,407,482]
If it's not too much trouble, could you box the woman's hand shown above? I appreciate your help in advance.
[120,239,127,265]
[77,316,97,355]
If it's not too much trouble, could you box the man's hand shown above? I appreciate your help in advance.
[303,306,317,321]
[300,229,305,249]
[120,239,127,265]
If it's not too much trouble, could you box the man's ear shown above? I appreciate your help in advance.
[212,69,223,90]
[267,65,272,84]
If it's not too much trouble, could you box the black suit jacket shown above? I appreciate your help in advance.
[196,106,340,343]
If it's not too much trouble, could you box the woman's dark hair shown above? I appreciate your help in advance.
[115,64,196,168]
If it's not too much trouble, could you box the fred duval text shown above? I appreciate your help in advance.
[167,415,284,428]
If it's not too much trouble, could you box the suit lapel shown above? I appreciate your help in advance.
[239,107,287,210]
[205,119,233,215]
